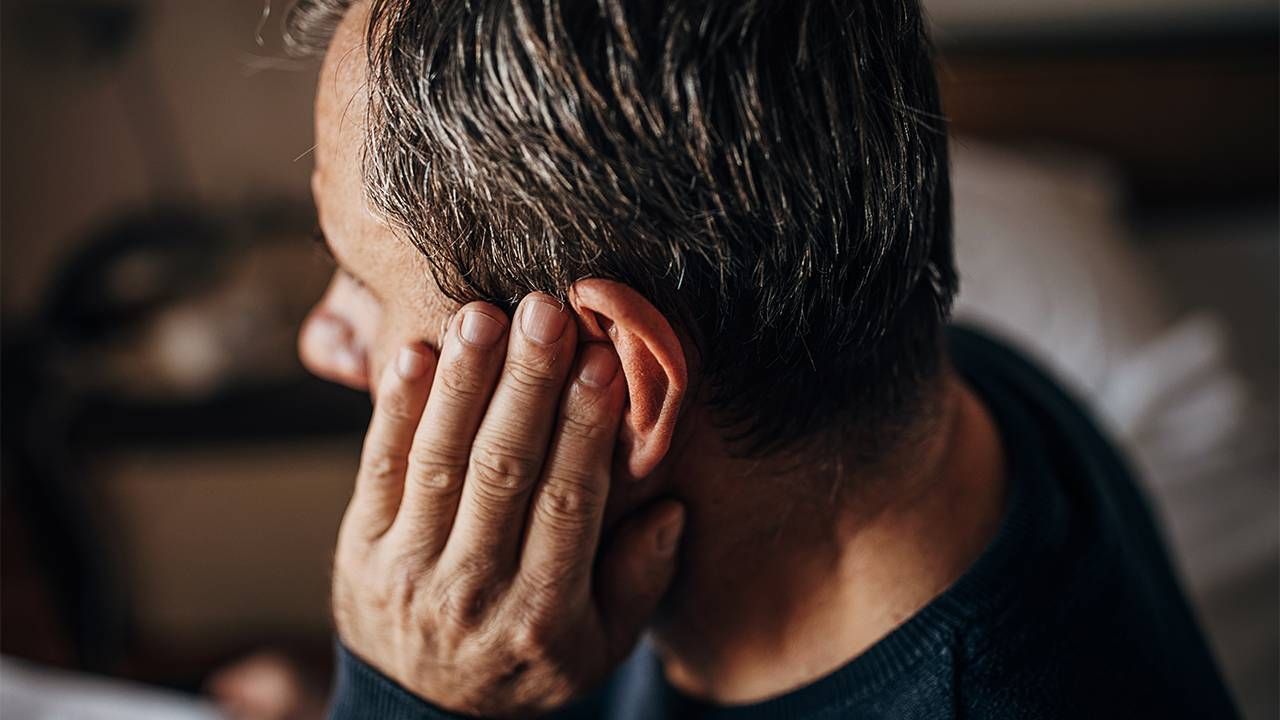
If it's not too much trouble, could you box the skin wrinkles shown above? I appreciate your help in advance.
[294,0,1008,711]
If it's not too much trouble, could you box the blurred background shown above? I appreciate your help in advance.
[1,0,1276,718]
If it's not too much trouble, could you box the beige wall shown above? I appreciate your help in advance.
[96,439,359,644]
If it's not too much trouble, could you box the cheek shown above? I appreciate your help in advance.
[363,302,459,395]
[298,274,383,391]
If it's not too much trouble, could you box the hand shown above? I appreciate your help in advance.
[332,293,686,718]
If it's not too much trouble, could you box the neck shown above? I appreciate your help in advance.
[652,371,1007,704]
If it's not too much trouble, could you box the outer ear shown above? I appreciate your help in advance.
[568,279,687,479]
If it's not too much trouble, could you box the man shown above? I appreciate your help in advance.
[289,0,1238,717]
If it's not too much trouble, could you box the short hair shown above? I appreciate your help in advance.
[287,0,957,459]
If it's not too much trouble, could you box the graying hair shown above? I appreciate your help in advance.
[287,0,956,459]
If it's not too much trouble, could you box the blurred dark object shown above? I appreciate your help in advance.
[0,200,366,686]
[47,208,226,343]
[37,202,329,401]
[939,25,1278,208]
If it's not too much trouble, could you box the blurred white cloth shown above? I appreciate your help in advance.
[950,138,1278,718]
[0,656,221,720]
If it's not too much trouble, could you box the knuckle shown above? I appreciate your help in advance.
[408,446,469,492]
[557,410,609,443]
[509,606,558,661]
[360,448,406,484]
[438,357,489,401]
[434,568,492,631]
[536,476,603,528]
[418,469,465,494]
[469,445,540,496]
[438,590,486,632]
[504,357,560,396]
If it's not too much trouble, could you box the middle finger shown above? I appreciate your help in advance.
[439,293,577,579]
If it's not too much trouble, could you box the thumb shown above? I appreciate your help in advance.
[597,500,685,658]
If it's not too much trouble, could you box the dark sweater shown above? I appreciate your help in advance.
[329,325,1239,719]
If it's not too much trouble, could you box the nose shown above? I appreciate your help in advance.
[298,309,370,391]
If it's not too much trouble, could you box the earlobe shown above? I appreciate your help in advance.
[569,279,687,479]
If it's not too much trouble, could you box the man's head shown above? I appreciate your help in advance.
[294,0,955,464]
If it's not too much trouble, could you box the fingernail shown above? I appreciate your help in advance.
[460,310,504,347]
[521,297,568,345]
[656,507,685,556]
[578,345,620,387]
[396,345,429,380]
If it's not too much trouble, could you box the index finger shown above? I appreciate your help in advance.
[392,303,510,558]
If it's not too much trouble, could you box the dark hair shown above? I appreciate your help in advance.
[287,0,957,459]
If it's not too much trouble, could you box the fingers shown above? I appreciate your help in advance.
[517,344,625,602]
[348,343,437,540]
[394,303,510,557]
[596,500,685,658]
[439,294,577,578]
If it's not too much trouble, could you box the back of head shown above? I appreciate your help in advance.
[288,0,957,459]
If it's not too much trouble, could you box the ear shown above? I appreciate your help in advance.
[569,279,687,479]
